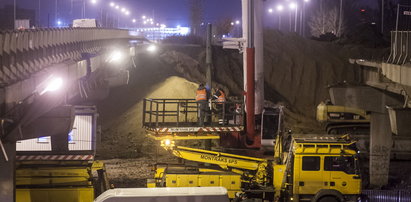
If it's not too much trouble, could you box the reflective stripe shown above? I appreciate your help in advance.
[196,89,207,101]
[217,91,226,103]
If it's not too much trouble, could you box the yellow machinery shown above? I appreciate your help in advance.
[14,106,109,202]
[16,160,110,202]
[148,135,362,201]
[317,102,370,134]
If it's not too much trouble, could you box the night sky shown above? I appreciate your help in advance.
[0,0,385,28]
[0,0,241,27]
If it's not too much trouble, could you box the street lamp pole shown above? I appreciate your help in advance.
[338,0,343,37]
[294,6,298,32]
[289,10,292,32]
[381,0,384,33]
[13,0,16,29]
[278,15,281,30]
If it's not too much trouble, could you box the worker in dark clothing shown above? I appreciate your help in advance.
[213,88,226,125]
[196,83,208,126]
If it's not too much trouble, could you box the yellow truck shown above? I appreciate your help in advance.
[148,135,362,202]
[16,160,109,202]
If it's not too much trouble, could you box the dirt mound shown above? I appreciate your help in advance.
[97,75,199,159]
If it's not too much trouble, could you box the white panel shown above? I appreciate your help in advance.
[16,136,52,151]
[69,115,93,151]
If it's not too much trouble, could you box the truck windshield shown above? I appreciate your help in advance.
[324,156,356,174]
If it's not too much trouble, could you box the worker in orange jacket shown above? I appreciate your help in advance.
[196,83,208,126]
[213,88,226,125]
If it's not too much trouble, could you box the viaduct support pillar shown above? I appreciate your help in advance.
[369,112,392,187]
[0,140,16,202]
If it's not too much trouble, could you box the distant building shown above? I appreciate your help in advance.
[131,27,191,41]
[0,5,36,30]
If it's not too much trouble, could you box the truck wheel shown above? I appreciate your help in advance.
[318,196,339,202]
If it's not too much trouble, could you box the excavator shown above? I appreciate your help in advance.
[316,101,370,135]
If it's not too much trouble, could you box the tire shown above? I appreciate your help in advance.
[317,196,340,202]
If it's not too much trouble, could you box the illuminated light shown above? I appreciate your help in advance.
[165,139,171,146]
[143,21,147,25]
[179,27,190,35]
[110,2,115,7]
[268,8,273,13]
[132,19,136,23]
[146,44,157,52]
[125,11,130,15]
[230,22,234,26]
[57,20,62,26]
[289,2,297,9]
[90,0,97,4]
[304,0,309,2]
[176,25,181,28]
[360,9,366,12]
[156,23,159,26]
[121,8,126,12]
[115,5,119,9]
[40,76,63,95]
[160,24,166,28]
[142,15,146,19]
[235,20,240,25]
[150,21,154,25]
[277,4,284,11]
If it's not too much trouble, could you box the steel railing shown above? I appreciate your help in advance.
[362,189,411,202]
[142,98,244,128]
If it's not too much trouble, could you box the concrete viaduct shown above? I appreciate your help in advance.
[0,28,145,201]
[334,31,411,188]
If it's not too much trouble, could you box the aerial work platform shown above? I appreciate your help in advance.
[142,99,244,139]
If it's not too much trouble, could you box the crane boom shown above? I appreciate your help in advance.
[168,146,270,186]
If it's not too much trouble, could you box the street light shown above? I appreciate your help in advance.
[110,2,115,7]
[147,44,157,52]
[235,20,240,25]
[106,50,124,63]
[268,8,273,13]
[90,0,97,4]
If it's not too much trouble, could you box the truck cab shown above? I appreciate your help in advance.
[275,137,361,202]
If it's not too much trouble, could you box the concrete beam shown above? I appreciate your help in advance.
[387,107,411,137]
[329,85,403,113]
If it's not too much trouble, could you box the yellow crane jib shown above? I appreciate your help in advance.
[167,146,271,187]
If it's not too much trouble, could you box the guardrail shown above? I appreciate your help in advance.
[142,98,244,129]
[362,189,411,202]
[0,28,133,86]
[387,31,411,65]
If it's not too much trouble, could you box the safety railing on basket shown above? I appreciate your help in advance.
[142,98,244,128]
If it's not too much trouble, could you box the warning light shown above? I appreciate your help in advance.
[360,9,366,12]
